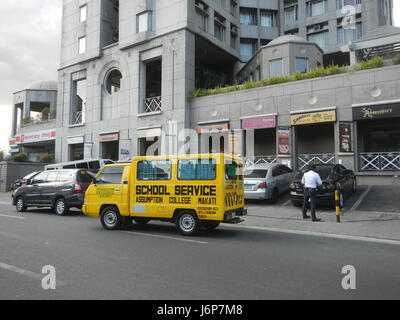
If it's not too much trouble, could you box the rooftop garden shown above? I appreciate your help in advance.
[189,56,385,99]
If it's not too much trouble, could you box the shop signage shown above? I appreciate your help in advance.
[68,136,84,145]
[291,110,336,126]
[352,103,400,121]
[242,116,276,130]
[99,133,119,143]
[278,127,291,155]
[10,129,56,146]
[339,122,352,153]
[138,128,161,139]
[198,122,229,134]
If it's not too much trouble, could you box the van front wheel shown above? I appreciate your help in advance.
[100,206,123,230]
[176,211,201,236]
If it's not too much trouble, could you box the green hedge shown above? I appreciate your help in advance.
[190,56,384,99]
[13,153,28,162]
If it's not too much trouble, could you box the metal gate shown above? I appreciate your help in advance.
[297,154,335,170]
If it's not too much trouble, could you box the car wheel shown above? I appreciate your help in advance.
[16,197,27,212]
[270,188,279,203]
[203,221,220,231]
[176,211,201,236]
[100,206,123,230]
[54,198,69,216]
[133,217,151,225]
[353,178,357,193]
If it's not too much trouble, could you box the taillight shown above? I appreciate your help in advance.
[21,180,27,185]
[74,181,82,194]
[258,182,267,189]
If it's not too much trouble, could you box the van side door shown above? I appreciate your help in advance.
[26,172,49,205]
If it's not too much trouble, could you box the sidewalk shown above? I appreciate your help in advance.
[238,201,400,242]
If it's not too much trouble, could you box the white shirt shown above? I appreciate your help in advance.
[301,170,323,189]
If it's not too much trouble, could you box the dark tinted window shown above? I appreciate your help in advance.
[32,172,48,184]
[280,166,293,174]
[104,160,114,165]
[63,165,76,169]
[89,161,100,170]
[244,169,269,178]
[97,167,124,184]
[272,166,284,177]
[77,162,89,169]
[78,171,95,184]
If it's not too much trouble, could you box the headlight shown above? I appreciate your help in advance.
[290,183,295,189]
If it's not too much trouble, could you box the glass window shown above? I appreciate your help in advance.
[32,172,48,184]
[296,58,308,73]
[80,5,87,23]
[46,172,58,183]
[105,69,122,95]
[79,37,86,54]
[77,162,89,169]
[284,6,298,24]
[240,8,257,25]
[260,10,276,27]
[78,171,95,184]
[270,59,283,77]
[244,169,269,178]
[59,171,75,182]
[178,159,216,180]
[137,11,152,33]
[89,161,100,170]
[240,39,257,56]
[97,167,124,184]
[306,0,327,17]
[137,161,171,181]
[307,31,329,48]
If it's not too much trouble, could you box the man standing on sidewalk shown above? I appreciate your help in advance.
[301,165,323,222]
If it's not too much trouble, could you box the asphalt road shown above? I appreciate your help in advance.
[1,201,400,300]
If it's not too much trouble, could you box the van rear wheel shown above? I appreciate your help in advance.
[55,198,69,216]
[100,206,123,230]
[176,211,201,236]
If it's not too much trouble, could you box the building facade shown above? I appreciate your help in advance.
[8,0,398,185]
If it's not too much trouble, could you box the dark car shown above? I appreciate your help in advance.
[12,169,95,216]
[290,164,357,208]
[10,171,41,196]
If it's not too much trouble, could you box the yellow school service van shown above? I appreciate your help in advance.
[83,153,246,236]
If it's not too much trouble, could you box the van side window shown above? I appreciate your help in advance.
[77,162,89,169]
[32,172,48,184]
[97,167,124,184]
[178,159,216,180]
[137,161,171,181]
[63,165,76,169]
[59,172,75,182]
[89,161,100,170]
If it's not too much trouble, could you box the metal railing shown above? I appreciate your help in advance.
[298,154,335,170]
[359,152,400,171]
[144,96,162,113]
[244,156,278,167]
[71,111,83,125]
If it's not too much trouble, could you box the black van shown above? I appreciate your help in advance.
[12,169,95,216]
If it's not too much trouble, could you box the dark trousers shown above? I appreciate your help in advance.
[303,188,317,220]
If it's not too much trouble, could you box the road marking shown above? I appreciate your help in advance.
[223,225,400,246]
[121,231,208,245]
[0,261,66,286]
[0,214,25,220]
[282,199,292,206]
[350,186,372,212]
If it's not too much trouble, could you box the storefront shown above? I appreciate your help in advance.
[138,127,161,156]
[353,102,400,172]
[68,136,84,161]
[291,109,336,170]
[198,121,230,154]
[241,115,277,165]
[99,132,119,161]
[10,129,56,162]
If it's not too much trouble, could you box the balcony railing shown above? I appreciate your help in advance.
[297,153,335,170]
[71,111,84,125]
[144,96,162,113]
[244,156,277,167]
[359,152,400,171]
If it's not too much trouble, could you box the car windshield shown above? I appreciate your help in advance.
[24,172,39,179]
[244,169,269,179]
[296,166,332,180]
